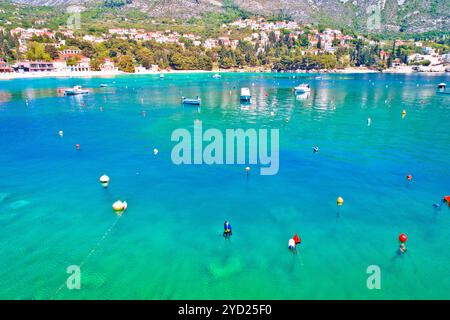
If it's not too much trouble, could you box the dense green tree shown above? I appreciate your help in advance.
[26,42,51,61]
[117,54,135,72]
[45,45,59,60]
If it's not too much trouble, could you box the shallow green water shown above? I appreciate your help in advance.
[0,72,449,299]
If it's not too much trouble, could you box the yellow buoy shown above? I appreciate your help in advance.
[402,109,407,116]
[337,196,344,206]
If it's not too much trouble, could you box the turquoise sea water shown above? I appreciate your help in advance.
[0,72,449,299]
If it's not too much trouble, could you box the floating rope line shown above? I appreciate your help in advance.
[51,216,122,299]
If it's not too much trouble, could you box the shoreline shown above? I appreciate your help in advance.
[0,68,448,81]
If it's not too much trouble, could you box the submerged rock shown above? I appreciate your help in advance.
[81,272,106,289]
[8,200,30,210]
[0,193,8,203]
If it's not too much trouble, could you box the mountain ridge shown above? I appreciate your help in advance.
[7,0,450,33]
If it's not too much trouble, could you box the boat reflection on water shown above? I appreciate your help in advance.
[240,103,250,110]
[0,91,12,104]
[295,92,310,100]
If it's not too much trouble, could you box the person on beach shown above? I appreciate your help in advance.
[223,221,232,238]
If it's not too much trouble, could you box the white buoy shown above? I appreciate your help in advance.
[112,200,127,213]
[367,118,371,126]
[58,130,64,137]
[288,238,296,249]
[153,148,159,155]
[99,174,110,188]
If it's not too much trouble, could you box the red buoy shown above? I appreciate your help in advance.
[406,174,412,181]
[444,196,450,206]
[399,233,407,243]
[293,234,301,244]
[75,144,80,150]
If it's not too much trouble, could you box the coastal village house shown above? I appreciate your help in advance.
[52,59,68,72]
[0,61,13,73]
[67,56,91,72]
[13,61,55,73]
[100,58,117,72]
[58,50,91,72]
[60,49,82,55]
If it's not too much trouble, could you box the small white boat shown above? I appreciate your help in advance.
[436,83,449,94]
[100,84,108,88]
[159,74,165,79]
[64,86,89,96]
[212,74,222,79]
[240,88,251,102]
[182,96,201,105]
[294,84,311,94]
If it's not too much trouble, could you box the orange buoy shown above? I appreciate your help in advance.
[406,174,412,181]
[399,233,408,243]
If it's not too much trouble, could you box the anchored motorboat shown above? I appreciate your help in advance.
[240,87,251,102]
[64,86,89,96]
[437,83,449,94]
[294,84,311,94]
[182,96,201,105]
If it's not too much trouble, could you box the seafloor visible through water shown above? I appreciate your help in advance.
[0,72,449,299]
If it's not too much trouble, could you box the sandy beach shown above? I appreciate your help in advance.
[0,67,447,80]
[0,70,127,80]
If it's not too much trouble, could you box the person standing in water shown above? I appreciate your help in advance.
[399,243,407,254]
[223,220,232,238]
[432,196,450,209]
[288,234,301,253]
